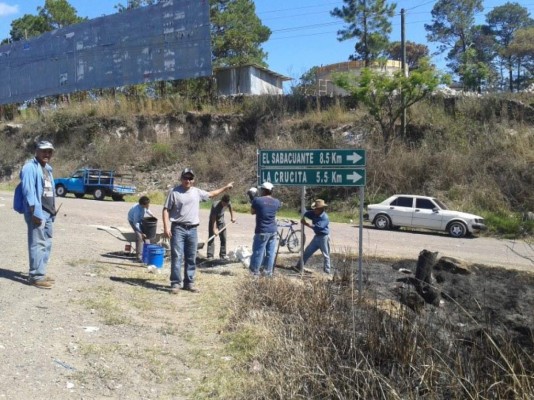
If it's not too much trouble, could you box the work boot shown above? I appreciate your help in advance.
[170,283,181,294]
[43,275,55,283]
[182,284,199,293]
[29,279,53,289]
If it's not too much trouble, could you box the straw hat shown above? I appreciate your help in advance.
[311,199,327,209]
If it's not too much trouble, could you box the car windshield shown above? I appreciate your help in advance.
[433,198,449,210]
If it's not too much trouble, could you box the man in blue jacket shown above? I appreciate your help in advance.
[249,182,282,277]
[21,141,57,289]
[295,199,331,274]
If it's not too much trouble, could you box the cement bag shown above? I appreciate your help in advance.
[235,245,251,268]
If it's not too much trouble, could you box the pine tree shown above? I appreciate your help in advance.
[210,0,271,67]
[331,0,397,66]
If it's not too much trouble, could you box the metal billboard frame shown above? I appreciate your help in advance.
[0,0,212,105]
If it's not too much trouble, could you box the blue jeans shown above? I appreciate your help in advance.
[170,224,198,287]
[24,211,54,281]
[300,234,331,273]
[249,232,278,276]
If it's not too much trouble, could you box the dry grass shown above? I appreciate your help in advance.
[2,93,533,234]
[211,258,534,400]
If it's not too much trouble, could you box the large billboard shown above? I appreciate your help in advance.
[0,0,212,105]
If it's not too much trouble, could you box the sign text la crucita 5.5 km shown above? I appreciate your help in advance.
[258,149,366,187]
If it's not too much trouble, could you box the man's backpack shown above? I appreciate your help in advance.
[13,183,24,214]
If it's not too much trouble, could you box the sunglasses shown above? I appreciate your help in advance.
[182,176,194,181]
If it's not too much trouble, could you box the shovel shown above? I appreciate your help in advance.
[197,225,227,250]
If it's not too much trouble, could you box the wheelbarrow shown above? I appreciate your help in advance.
[95,226,137,249]
[94,225,168,254]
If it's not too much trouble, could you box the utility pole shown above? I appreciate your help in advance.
[400,8,407,138]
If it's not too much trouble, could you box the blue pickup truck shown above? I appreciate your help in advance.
[54,168,137,201]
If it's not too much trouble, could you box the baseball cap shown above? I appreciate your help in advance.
[181,168,195,178]
[261,181,273,191]
[36,140,54,150]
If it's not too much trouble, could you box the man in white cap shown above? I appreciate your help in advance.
[20,140,57,289]
[295,199,331,274]
[162,167,233,293]
[249,181,282,277]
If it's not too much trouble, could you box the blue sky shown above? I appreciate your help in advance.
[1,0,533,85]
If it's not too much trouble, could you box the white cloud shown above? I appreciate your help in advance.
[0,3,19,17]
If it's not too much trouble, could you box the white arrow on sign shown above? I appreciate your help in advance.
[346,152,362,164]
[346,171,362,183]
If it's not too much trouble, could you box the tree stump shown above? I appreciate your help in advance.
[414,250,440,306]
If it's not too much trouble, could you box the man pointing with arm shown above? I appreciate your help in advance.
[162,168,233,293]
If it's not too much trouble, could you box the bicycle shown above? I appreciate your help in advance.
[276,219,305,253]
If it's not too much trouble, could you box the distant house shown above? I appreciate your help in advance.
[214,64,291,96]
[315,60,402,96]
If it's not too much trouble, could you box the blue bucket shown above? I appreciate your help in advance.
[142,244,159,264]
[146,245,165,268]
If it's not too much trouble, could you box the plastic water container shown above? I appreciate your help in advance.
[142,243,159,264]
[146,245,165,269]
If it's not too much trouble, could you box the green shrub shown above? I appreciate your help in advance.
[150,143,174,167]
[483,212,534,237]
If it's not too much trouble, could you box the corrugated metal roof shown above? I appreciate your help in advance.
[214,64,292,81]
[316,60,402,75]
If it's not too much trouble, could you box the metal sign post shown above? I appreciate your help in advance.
[258,149,367,292]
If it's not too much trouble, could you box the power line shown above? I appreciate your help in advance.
[260,1,344,15]
[405,0,436,12]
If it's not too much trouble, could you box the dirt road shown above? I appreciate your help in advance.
[0,191,531,399]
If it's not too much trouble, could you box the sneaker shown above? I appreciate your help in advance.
[220,255,229,260]
[182,284,200,293]
[170,283,181,294]
[206,256,214,261]
[29,279,53,289]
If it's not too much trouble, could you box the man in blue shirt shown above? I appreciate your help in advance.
[128,196,156,262]
[295,199,331,274]
[20,141,57,289]
[249,182,281,277]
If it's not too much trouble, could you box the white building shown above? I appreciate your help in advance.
[315,60,402,96]
[215,64,291,96]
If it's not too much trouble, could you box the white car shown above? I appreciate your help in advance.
[366,195,487,238]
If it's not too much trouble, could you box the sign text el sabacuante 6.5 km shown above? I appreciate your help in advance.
[258,149,366,187]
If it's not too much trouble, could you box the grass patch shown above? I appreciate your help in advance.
[80,285,132,326]
[483,211,534,238]
[209,259,534,399]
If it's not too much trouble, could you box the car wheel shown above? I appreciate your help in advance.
[448,221,467,238]
[74,193,84,199]
[111,194,124,201]
[93,189,105,201]
[374,214,391,230]
[56,185,66,197]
